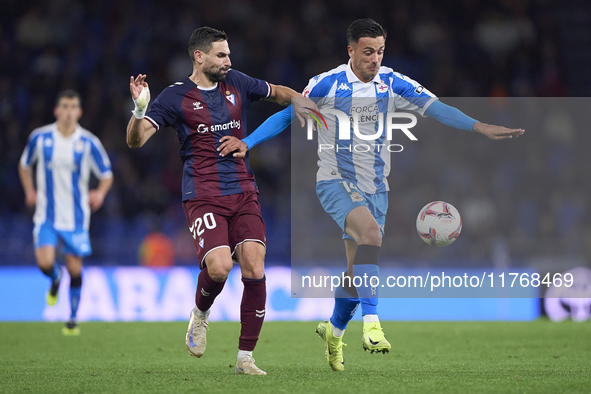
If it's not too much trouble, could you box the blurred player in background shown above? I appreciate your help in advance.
[222,18,524,371]
[126,26,314,375]
[19,90,113,336]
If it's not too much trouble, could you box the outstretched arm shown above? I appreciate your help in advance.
[267,84,317,128]
[218,106,293,158]
[425,100,524,140]
[126,74,157,148]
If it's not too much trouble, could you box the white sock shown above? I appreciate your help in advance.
[194,306,209,318]
[363,314,379,324]
[330,322,345,337]
[237,350,252,363]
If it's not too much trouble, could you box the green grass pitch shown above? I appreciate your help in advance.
[1,320,590,393]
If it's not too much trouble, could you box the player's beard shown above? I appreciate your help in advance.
[204,66,229,83]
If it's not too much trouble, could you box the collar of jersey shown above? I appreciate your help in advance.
[52,122,82,139]
[186,76,219,91]
[346,60,382,84]
[196,83,218,91]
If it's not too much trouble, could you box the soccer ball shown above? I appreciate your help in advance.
[416,201,462,247]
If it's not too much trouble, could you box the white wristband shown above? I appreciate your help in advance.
[132,86,150,119]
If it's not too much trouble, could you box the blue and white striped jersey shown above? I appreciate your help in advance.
[303,61,437,194]
[20,123,112,231]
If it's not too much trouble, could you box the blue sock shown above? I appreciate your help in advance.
[352,245,381,316]
[330,285,360,330]
[353,264,379,315]
[41,264,61,283]
[69,276,82,319]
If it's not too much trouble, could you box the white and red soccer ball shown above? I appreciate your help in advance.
[416,201,462,247]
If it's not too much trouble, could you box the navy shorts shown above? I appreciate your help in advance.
[183,191,266,268]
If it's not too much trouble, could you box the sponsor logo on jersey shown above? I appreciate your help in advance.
[306,108,418,141]
[196,119,241,134]
[193,101,203,110]
[415,85,424,94]
[47,160,78,172]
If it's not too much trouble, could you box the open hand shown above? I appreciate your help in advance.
[473,122,525,140]
[292,96,319,128]
[130,74,149,101]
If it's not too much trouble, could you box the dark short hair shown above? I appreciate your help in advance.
[346,18,387,44]
[188,27,228,62]
[55,90,81,107]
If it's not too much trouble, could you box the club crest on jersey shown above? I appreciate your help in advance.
[350,191,364,203]
[225,91,235,106]
[44,138,53,147]
[75,140,85,153]
[377,81,388,93]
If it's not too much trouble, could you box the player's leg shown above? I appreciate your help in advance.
[344,203,391,354]
[34,224,62,306]
[344,205,381,317]
[320,238,359,344]
[60,230,91,335]
[62,254,83,335]
[229,191,267,375]
[234,240,267,375]
[183,198,233,358]
[187,246,233,357]
[315,180,370,370]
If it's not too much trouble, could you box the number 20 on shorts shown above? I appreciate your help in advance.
[189,213,217,239]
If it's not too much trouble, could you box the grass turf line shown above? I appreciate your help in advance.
[0,320,589,393]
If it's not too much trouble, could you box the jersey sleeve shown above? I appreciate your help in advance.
[88,136,113,179]
[425,100,478,132]
[242,106,292,149]
[303,74,334,105]
[19,132,42,168]
[232,70,271,103]
[389,72,438,116]
[145,90,179,130]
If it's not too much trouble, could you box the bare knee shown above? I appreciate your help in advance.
[207,261,232,282]
[237,243,265,279]
[357,223,382,246]
[203,248,234,282]
[65,255,83,277]
[35,247,55,271]
[241,260,265,279]
[344,207,382,247]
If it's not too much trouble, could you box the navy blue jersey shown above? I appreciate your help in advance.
[145,70,271,200]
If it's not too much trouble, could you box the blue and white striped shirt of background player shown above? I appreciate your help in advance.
[20,123,113,233]
[242,61,479,194]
